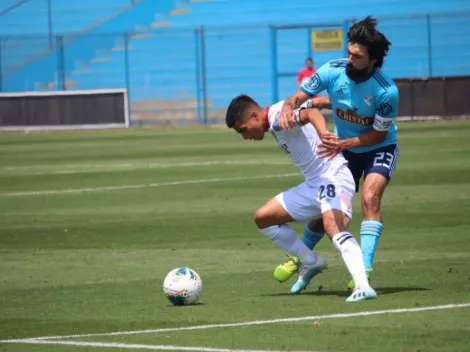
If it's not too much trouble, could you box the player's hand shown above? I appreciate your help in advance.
[318,133,342,159]
[319,131,338,145]
[318,143,341,159]
[279,104,296,130]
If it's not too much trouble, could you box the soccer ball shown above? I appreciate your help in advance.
[163,267,203,306]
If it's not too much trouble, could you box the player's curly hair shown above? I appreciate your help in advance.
[347,16,391,68]
[225,94,259,128]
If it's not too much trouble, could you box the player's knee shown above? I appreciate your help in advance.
[322,210,349,237]
[253,207,270,229]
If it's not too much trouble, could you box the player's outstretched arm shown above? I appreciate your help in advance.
[317,128,387,159]
[338,87,398,151]
[285,90,311,110]
[281,62,334,131]
[281,62,333,130]
[338,129,387,151]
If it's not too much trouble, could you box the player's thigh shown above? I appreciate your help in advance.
[254,197,295,229]
[363,144,400,186]
[317,166,356,218]
[362,144,400,202]
[342,150,365,193]
[316,166,356,238]
[274,182,322,224]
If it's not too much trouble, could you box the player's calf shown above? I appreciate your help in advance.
[361,183,383,220]
[303,218,325,249]
[322,209,374,300]
[360,172,388,271]
[254,198,321,267]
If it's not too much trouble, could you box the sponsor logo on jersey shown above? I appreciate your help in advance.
[336,107,374,126]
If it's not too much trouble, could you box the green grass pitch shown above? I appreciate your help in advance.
[0,121,469,352]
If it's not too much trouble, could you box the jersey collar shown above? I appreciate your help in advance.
[263,107,270,131]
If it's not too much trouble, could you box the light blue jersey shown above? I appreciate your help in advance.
[301,59,399,153]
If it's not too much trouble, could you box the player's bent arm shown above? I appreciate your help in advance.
[299,109,329,136]
[284,90,311,110]
[286,63,333,111]
[311,96,332,110]
[338,129,387,151]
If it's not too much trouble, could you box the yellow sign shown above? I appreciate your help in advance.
[311,29,344,52]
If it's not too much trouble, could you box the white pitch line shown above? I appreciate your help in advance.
[2,173,299,197]
[1,340,317,352]
[0,160,290,176]
[8,303,469,342]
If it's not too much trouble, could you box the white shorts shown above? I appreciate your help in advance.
[275,165,355,223]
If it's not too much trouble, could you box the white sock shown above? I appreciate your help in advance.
[259,225,317,265]
[332,232,370,289]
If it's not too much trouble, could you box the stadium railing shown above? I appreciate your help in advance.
[1,10,469,129]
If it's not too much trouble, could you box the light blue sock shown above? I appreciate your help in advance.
[360,220,384,271]
[301,225,324,250]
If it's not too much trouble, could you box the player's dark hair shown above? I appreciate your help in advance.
[347,16,391,68]
[225,94,259,128]
[306,57,313,62]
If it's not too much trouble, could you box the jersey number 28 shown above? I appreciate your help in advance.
[319,184,336,199]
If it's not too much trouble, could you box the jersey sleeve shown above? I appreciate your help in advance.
[300,62,331,97]
[373,86,399,131]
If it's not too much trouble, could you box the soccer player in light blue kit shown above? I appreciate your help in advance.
[274,16,400,293]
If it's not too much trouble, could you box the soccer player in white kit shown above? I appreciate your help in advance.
[225,94,377,302]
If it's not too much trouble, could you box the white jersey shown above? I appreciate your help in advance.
[267,100,348,186]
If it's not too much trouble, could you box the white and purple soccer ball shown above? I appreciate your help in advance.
[163,267,203,306]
